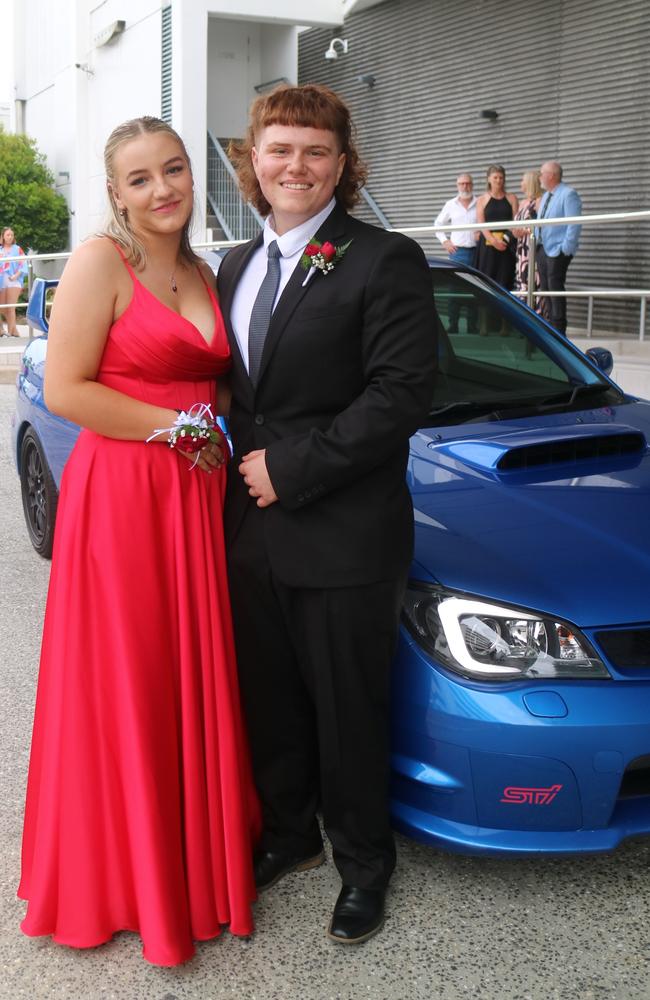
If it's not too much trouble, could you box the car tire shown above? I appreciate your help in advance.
[20,427,58,559]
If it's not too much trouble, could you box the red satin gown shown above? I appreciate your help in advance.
[18,247,260,966]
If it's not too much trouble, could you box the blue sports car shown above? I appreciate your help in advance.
[12,264,650,857]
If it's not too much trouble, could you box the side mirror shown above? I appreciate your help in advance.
[585,347,614,377]
[26,278,59,335]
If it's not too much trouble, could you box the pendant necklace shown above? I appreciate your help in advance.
[170,258,182,294]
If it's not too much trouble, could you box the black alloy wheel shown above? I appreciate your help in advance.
[20,428,58,559]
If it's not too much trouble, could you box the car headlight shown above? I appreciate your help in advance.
[402,584,610,681]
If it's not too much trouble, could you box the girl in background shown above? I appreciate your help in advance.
[0,227,28,336]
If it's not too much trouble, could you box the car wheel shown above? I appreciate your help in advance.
[20,427,58,558]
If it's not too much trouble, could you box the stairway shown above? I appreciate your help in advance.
[206,132,264,241]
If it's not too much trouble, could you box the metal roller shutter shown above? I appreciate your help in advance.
[299,0,650,334]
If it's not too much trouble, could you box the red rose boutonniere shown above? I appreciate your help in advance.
[300,238,353,286]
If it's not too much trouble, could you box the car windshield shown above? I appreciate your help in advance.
[429,269,625,424]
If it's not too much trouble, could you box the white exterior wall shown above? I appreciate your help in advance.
[10,0,162,244]
[0,4,14,131]
[207,19,299,140]
[4,0,343,246]
[84,6,162,237]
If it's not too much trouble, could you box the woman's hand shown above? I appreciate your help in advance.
[180,439,225,474]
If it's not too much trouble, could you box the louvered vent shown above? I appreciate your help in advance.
[595,628,650,669]
[161,5,172,124]
[618,756,650,800]
[497,432,645,470]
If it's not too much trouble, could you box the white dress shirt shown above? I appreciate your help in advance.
[434,195,478,247]
[231,197,337,373]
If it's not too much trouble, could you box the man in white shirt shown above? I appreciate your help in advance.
[434,173,478,333]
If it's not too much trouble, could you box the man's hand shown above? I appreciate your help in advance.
[239,449,279,507]
[443,239,457,254]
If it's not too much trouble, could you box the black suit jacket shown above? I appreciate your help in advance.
[217,202,437,588]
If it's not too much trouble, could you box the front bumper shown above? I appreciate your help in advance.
[390,629,650,856]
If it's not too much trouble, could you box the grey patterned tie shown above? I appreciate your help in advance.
[538,193,552,247]
[248,239,282,386]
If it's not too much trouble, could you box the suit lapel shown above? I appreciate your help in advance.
[219,235,262,390]
[256,202,350,388]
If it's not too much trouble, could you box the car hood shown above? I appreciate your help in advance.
[408,400,650,627]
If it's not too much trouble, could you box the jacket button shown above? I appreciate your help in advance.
[254,413,264,426]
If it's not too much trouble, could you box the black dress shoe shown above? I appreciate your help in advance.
[254,848,325,892]
[327,885,385,944]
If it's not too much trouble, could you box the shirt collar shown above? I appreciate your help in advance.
[455,195,476,208]
[264,197,337,258]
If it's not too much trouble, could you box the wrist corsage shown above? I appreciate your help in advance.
[301,238,353,287]
[147,402,223,469]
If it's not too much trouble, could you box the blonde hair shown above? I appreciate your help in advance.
[521,169,542,199]
[102,116,200,269]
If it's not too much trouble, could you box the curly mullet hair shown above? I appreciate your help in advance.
[229,84,368,216]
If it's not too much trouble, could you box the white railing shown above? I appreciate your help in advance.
[16,210,650,340]
[395,209,650,341]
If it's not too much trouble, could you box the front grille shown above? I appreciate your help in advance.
[618,756,650,800]
[497,432,645,471]
[595,628,650,669]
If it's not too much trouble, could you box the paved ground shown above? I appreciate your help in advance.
[1,384,649,1000]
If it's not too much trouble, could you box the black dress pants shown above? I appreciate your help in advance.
[227,504,403,890]
[537,245,573,335]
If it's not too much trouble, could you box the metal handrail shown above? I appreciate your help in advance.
[19,210,650,339]
[395,208,650,236]
[359,187,392,228]
[398,209,650,341]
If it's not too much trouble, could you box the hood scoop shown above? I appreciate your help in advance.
[432,425,647,473]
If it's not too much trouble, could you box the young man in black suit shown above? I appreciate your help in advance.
[218,84,436,944]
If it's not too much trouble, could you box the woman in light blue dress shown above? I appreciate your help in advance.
[0,227,28,336]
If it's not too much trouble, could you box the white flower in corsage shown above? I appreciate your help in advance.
[301,238,353,287]
[147,402,223,469]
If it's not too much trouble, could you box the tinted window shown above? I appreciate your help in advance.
[430,270,623,422]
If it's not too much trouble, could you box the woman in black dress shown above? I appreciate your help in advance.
[476,164,518,290]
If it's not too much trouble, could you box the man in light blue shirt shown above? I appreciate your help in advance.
[537,161,582,335]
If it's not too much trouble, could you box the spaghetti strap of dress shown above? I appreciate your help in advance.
[109,239,138,280]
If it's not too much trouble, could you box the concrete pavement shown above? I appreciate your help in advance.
[1,385,649,1000]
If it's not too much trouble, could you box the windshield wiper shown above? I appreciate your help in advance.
[429,398,547,422]
[537,382,615,411]
[428,401,476,417]
[428,384,619,424]
[428,400,510,421]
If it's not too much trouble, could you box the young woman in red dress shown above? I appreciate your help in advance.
[18,117,260,966]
